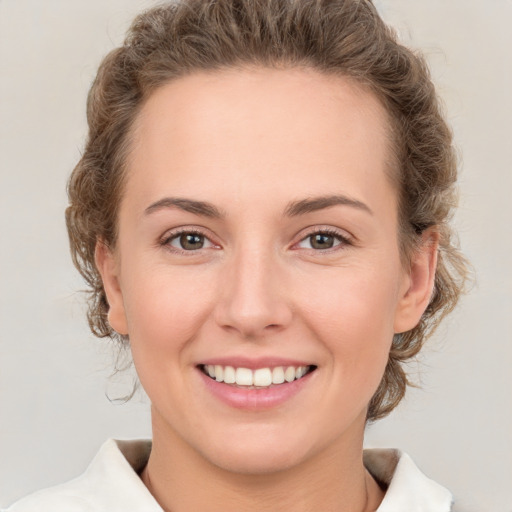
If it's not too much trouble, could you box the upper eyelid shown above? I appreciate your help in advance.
[295,225,353,242]
[160,228,219,255]
[290,227,355,253]
[160,226,217,243]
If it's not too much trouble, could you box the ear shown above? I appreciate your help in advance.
[95,240,129,336]
[394,228,439,334]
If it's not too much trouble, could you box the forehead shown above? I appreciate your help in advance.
[126,67,395,215]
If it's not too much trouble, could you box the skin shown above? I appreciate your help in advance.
[96,67,438,512]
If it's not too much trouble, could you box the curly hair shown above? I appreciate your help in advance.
[65,0,469,421]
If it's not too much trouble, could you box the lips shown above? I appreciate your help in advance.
[196,360,317,410]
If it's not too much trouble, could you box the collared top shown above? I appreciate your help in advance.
[3,439,453,511]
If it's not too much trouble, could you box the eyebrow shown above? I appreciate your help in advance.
[284,194,373,217]
[144,193,373,219]
[144,197,224,218]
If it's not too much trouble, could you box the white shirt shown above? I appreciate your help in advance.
[3,439,453,511]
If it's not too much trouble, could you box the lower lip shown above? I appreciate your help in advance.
[197,368,315,410]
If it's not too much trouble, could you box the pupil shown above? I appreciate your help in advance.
[311,233,334,249]
[180,233,204,250]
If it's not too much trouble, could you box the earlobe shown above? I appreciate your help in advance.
[95,241,129,336]
[394,229,439,334]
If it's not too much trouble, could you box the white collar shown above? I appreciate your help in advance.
[76,439,162,511]
[364,448,453,511]
[6,439,453,511]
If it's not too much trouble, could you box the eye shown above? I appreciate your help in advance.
[296,230,349,251]
[164,230,216,251]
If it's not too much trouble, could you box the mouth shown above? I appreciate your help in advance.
[199,364,317,389]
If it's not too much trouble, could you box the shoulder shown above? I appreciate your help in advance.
[364,448,454,512]
[2,485,96,512]
[3,439,159,512]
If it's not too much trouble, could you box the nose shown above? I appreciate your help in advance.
[214,245,293,339]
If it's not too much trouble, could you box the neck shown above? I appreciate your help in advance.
[141,408,384,512]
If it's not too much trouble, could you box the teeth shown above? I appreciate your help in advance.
[223,365,236,384]
[214,365,224,382]
[235,367,253,386]
[272,366,285,384]
[253,368,272,387]
[284,366,296,382]
[203,364,312,387]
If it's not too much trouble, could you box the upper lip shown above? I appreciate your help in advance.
[198,356,315,369]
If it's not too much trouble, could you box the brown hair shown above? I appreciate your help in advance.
[66,0,469,421]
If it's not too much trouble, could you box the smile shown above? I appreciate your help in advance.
[200,364,316,388]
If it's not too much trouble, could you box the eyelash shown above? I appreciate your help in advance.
[159,227,352,254]
[159,228,216,255]
[295,228,352,252]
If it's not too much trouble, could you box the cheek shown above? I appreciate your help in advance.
[295,262,399,377]
[299,262,400,334]
[121,263,217,362]
[120,266,220,413]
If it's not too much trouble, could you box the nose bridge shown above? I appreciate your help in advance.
[215,239,291,337]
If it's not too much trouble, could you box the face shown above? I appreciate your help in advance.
[98,67,436,474]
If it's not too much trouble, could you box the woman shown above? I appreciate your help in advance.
[4,0,468,510]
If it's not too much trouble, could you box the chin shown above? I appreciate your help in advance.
[191,421,328,476]
[205,442,308,475]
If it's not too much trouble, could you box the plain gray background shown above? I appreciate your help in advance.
[1,0,511,510]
